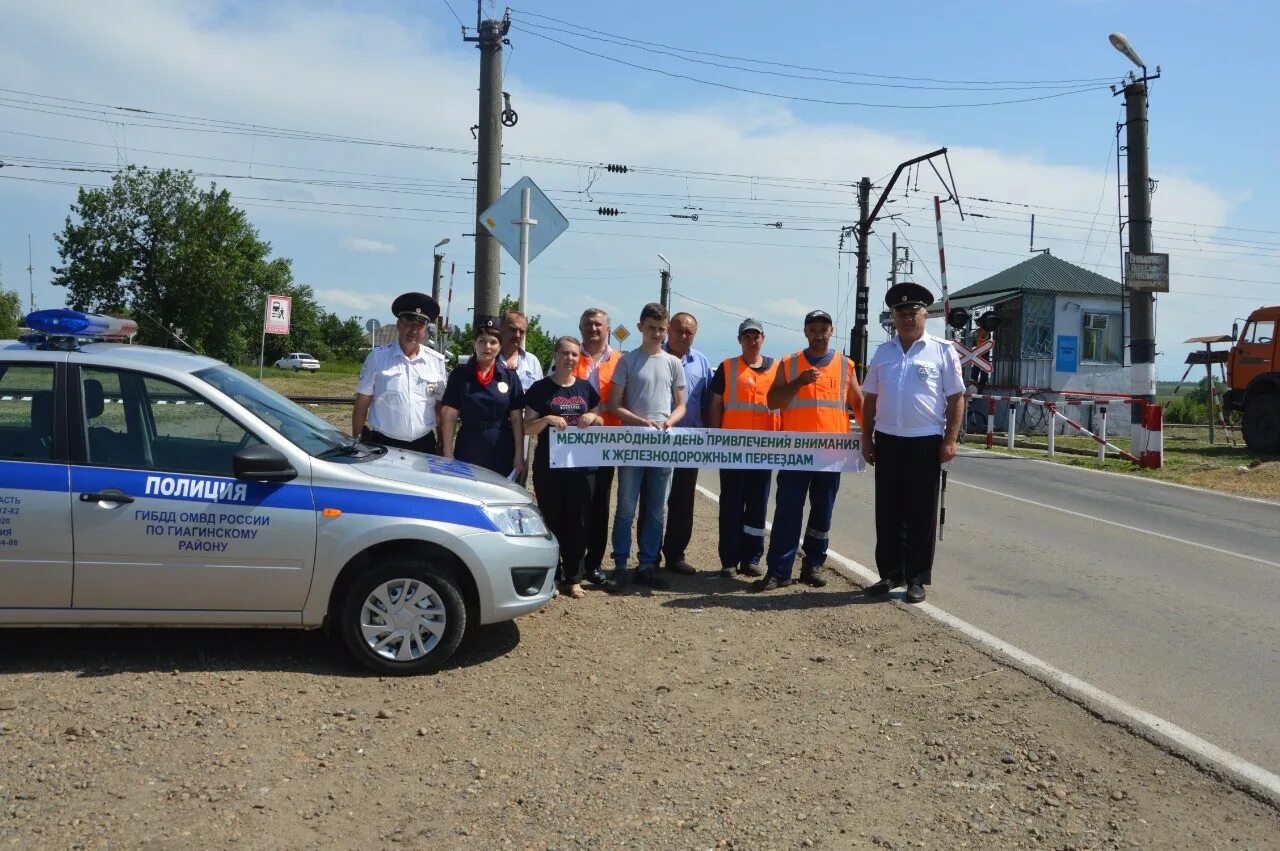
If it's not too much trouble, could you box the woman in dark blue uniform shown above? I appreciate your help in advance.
[440,316,526,478]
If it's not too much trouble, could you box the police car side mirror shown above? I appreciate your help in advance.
[234,444,298,483]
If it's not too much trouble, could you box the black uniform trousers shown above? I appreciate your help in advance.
[584,466,615,573]
[873,431,942,586]
[717,468,771,569]
[360,427,437,455]
[533,465,597,586]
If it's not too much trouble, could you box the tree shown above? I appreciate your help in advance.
[448,295,557,368]
[0,263,20,340]
[52,167,316,365]
[318,312,369,360]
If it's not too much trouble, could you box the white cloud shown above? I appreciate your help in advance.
[342,238,396,254]
[314,289,385,314]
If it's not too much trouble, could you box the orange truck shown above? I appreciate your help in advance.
[1223,306,1280,454]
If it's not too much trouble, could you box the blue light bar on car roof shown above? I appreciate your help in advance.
[25,309,138,339]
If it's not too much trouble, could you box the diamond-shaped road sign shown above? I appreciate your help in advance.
[953,338,994,373]
[478,177,569,263]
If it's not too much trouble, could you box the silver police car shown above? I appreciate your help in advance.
[0,310,558,674]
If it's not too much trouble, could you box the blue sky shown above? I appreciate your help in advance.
[1,0,1277,380]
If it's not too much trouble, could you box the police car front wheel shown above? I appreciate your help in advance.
[340,560,466,675]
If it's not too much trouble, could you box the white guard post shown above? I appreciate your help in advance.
[1006,397,1018,449]
[1097,404,1108,461]
[514,187,537,314]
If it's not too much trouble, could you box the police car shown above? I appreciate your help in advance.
[0,310,557,674]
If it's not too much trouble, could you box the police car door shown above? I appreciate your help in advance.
[0,355,73,608]
[69,365,316,614]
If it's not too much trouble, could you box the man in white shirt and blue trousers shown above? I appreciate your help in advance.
[859,282,965,604]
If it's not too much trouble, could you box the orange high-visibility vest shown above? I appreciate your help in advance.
[574,347,622,426]
[777,351,857,433]
[720,356,780,431]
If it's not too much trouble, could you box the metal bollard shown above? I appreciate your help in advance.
[1097,404,1108,460]
[1007,398,1019,450]
[1046,403,1056,459]
[986,398,996,449]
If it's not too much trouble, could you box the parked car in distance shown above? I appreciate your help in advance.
[275,353,321,371]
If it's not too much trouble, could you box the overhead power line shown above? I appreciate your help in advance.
[514,18,1101,93]
[511,26,1109,109]
[509,8,1117,87]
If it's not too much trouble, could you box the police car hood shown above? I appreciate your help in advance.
[353,449,530,504]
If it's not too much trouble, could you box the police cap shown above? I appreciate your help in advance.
[885,282,934,311]
[391,291,440,322]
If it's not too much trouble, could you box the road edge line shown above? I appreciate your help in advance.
[694,483,1280,809]
[960,445,1280,507]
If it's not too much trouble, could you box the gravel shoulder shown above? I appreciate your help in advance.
[2,490,1277,849]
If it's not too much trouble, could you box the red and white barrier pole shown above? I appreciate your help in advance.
[986,397,996,449]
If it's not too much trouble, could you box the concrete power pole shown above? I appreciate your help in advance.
[851,177,872,378]
[659,268,671,312]
[431,252,445,309]
[467,13,509,322]
[27,234,35,313]
[1123,77,1156,438]
[890,231,898,287]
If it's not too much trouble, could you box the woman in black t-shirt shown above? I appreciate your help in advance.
[441,316,526,478]
[524,335,602,599]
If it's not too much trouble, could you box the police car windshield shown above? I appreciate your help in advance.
[194,365,349,456]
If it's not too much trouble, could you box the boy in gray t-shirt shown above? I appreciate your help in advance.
[604,303,687,591]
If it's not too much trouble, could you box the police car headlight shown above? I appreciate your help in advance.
[484,504,550,537]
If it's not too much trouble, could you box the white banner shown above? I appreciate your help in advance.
[549,426,864,473]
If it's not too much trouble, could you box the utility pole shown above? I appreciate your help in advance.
[27,234,35,312]
[851,177,871,375]
[431,251,445,308]
[848,147,956,380]
[889,231,898,288]
[1123,77,1155,436]
[658,253,671,312]
[1110,32,1160,442]
[465,9,509,322]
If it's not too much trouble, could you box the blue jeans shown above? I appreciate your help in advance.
[765,470,842,577]
[612,466,674,568]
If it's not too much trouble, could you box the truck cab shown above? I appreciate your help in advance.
[1223,306,1280,454]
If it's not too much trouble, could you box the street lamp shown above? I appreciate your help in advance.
[657,253,671,311]
[1108,32,1146,72]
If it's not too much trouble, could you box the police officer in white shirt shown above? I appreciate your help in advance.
[860,282,965,603]
[352,292,449,453]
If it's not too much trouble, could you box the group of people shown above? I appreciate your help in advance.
[354,281,964,604]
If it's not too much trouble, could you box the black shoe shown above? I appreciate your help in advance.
[905,584,926,604]
[862,580,893,597]
[751,575,792,593]
[737,563,765,578]
[586,568,608,585]
[799,567,827,588]
[602,569,631,595]
[664,559,697,576]
[718,567,736,579]
[634,568,670,590]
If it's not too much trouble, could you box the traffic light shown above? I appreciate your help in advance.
[947,307,971,330]
[977,313,1002,332]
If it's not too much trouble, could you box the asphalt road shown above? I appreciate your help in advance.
[699,448,1280,773]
